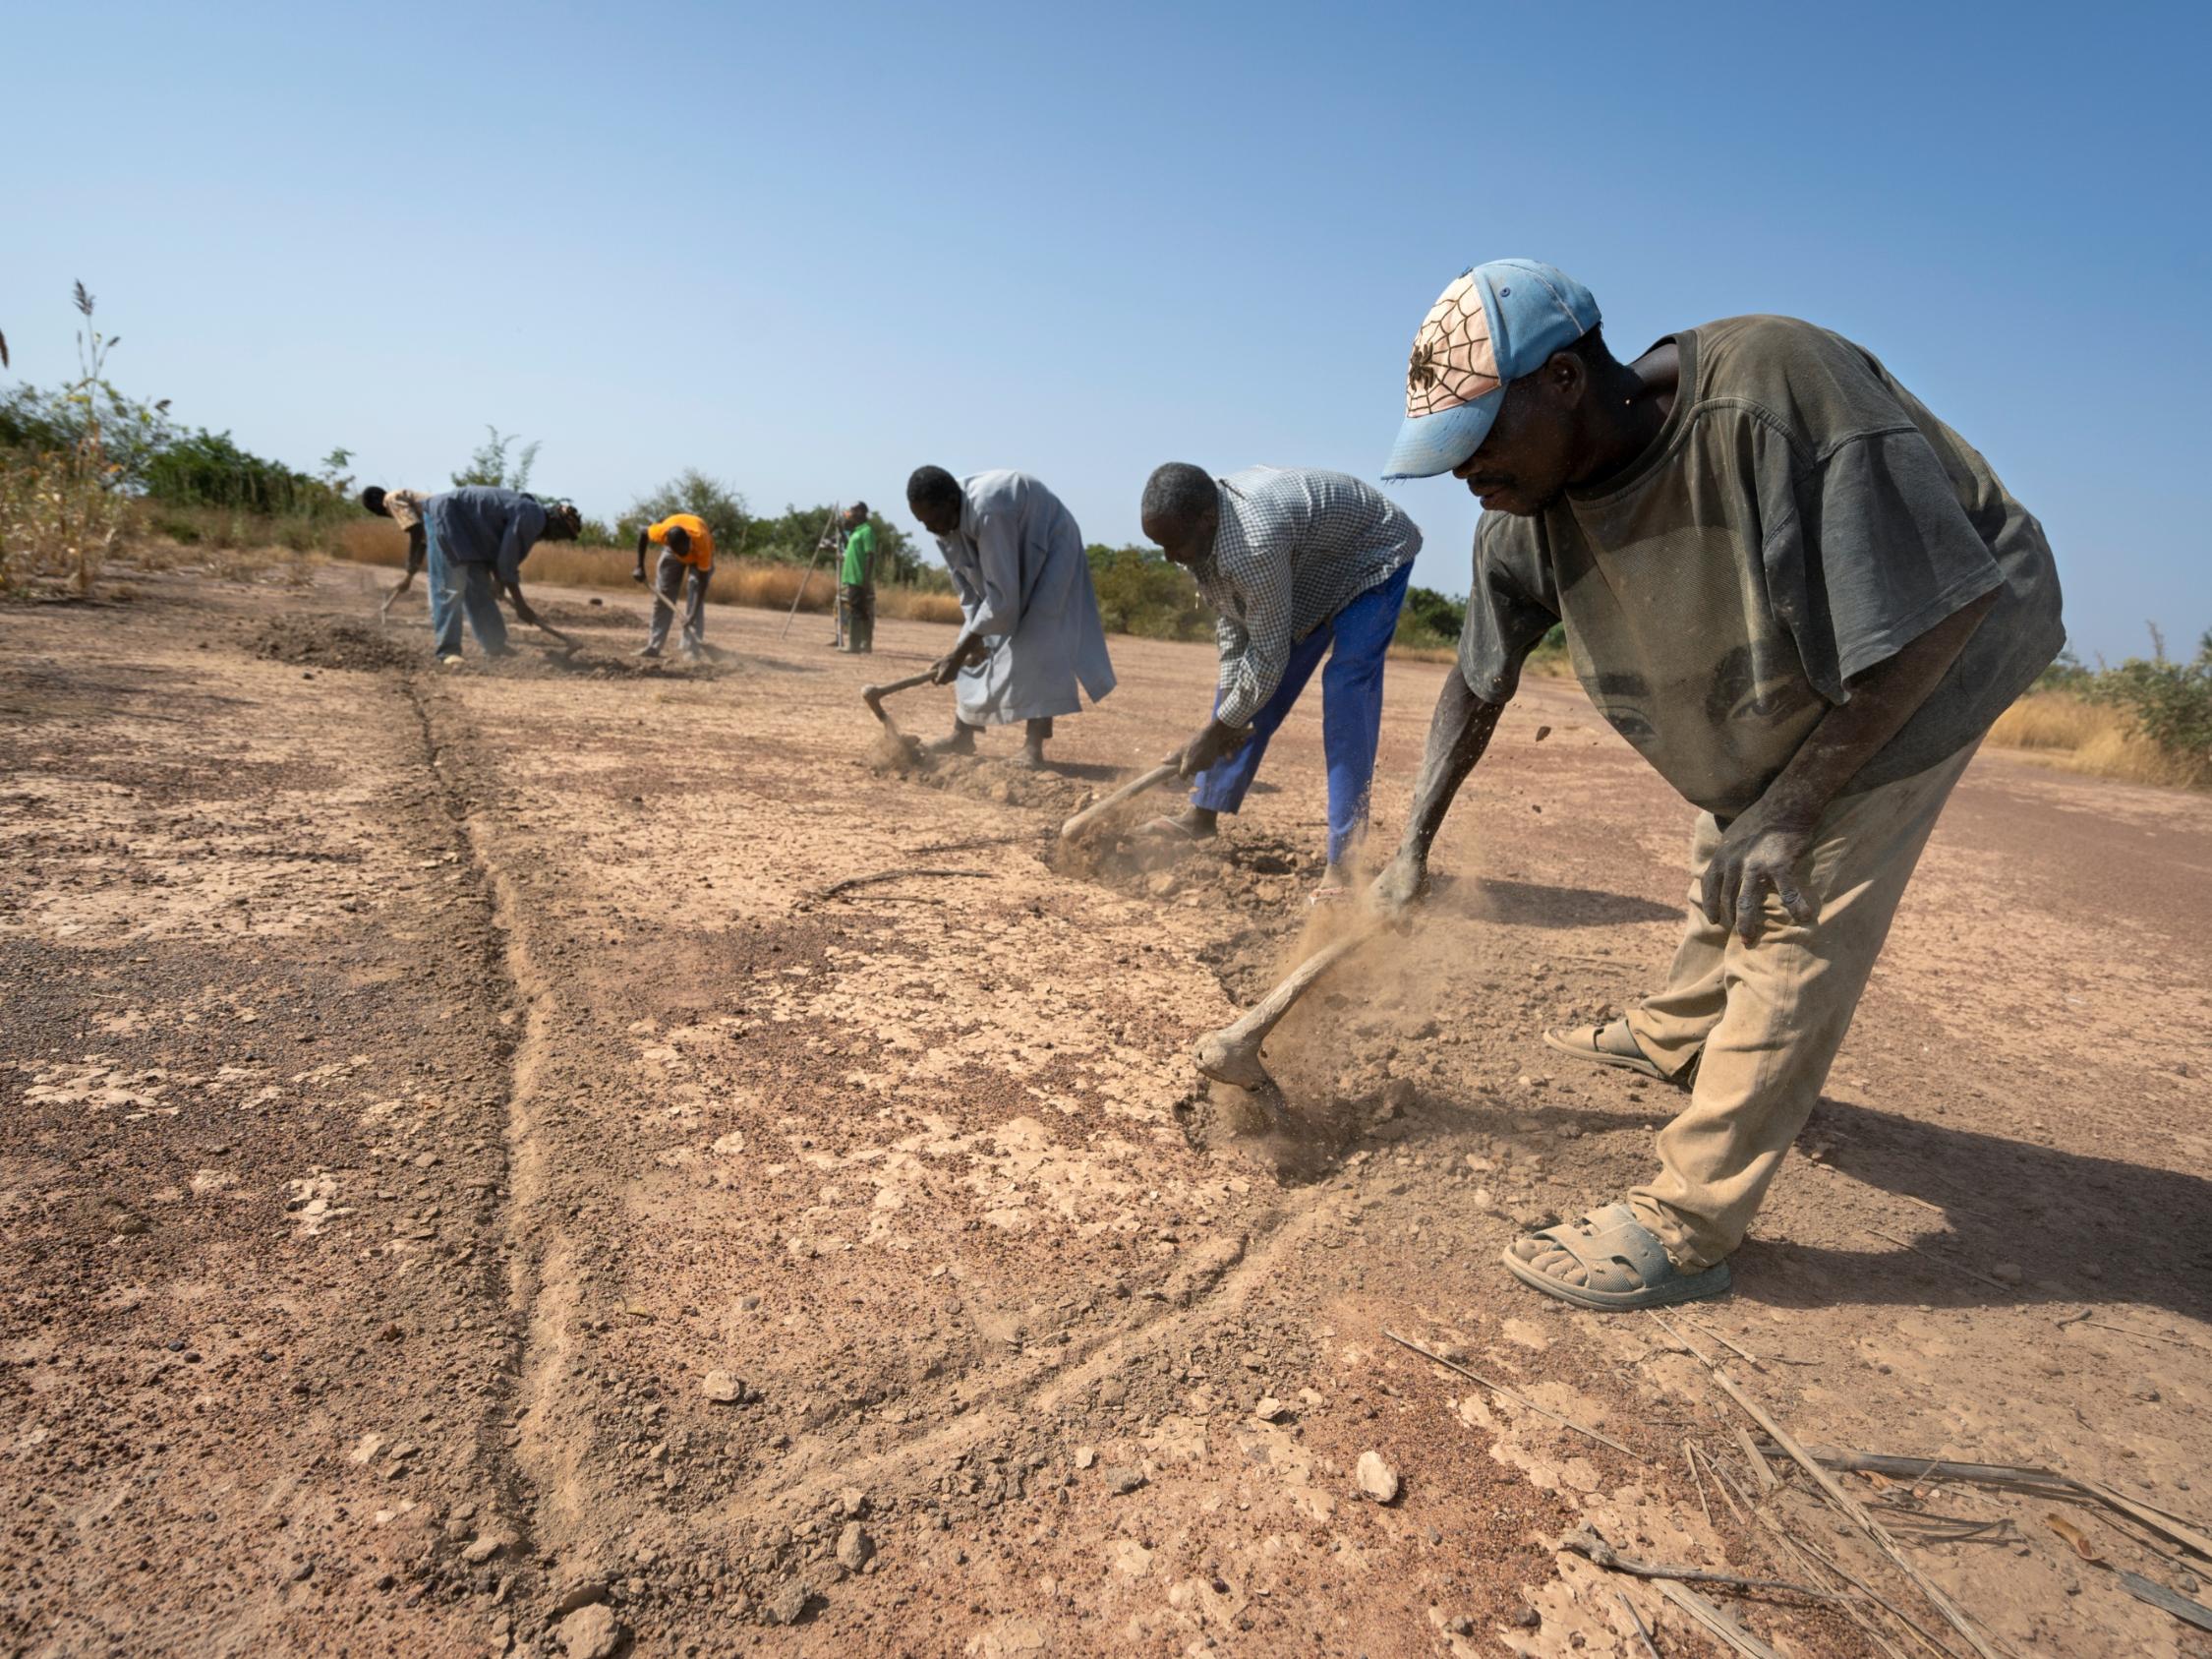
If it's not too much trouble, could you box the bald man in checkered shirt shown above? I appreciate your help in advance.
[1141,464,1423,898]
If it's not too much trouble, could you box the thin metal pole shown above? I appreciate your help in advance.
[779,504,841,640]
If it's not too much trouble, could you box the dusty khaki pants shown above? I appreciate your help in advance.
[1622,744,1975,1271]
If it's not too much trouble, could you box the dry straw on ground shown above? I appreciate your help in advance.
[1987,692,2208,789]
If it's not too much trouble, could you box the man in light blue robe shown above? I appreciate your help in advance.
[905,467,1116,768]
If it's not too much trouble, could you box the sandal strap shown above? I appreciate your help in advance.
[1529,1203,1671,1289]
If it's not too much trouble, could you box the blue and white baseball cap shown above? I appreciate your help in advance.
[1381,260,1601,480]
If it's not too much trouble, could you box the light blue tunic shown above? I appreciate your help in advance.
[935,471,1117,725]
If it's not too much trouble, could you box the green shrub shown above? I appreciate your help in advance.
[1394,584,1466,650]
[1086,544,1214,641]
[2086,628,2212,770]
[451,427,540,491]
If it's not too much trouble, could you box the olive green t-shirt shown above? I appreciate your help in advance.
[1457,315,2065,817]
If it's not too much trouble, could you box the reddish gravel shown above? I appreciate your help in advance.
[2,560,2206,1658]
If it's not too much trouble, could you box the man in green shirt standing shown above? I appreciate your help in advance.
[1371,260,2063,1311]
[838,503,877,654]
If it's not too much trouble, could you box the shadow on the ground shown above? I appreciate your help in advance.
[1373,1089,2211,1326]
[1467,877,1680,929]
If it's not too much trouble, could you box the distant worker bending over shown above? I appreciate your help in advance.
[634,510,715,660]
[838,502,877,655]
[362,486,431,618]
[420,486,583,665]
[905,466,1117,768]
[1372,259,2063,1310]
[1140,464,1423,901]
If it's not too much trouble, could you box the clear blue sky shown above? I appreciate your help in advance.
[8,0,2206,662]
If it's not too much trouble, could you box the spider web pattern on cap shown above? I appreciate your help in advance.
[1404,273,1498,418]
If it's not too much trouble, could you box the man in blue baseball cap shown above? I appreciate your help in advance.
[1372,260,2065,1311]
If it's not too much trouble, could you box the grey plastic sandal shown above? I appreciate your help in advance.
[1542,1018,1673,1085]
[1503,1202,1732,1311]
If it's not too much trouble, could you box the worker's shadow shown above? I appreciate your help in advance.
[1463,877,1680,929]
[1435,1092,2212,1327]
[1739,1095,2212,1327]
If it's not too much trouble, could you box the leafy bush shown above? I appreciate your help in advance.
[1086,544,1214,641]
[451,426,540,491]
[2033,648,2094,693]
[0,283,145,593]
[617,469,752,558]
[1394,583,1466,650]
[142,429,331,514]
[2085,628,2212,771]
[0,445,129,594]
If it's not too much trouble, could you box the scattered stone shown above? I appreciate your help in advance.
[1108,1538,1153,1580]
[839,1486,868,1516]
[1991,1261,2025,1286]
[557,1602,622,1659]
[1252,1397,1288,1423]
[1356,1451,1400,1504]
[1102,1464,1146,1495]
[702,1370,752,1403]
[461,1535,505,1565]
[1074,1447,1097,1470]
[551,1577,610,1616]
[761,1579,810,1626]
[1534,725,1552,742]
[835,1522,873,1572]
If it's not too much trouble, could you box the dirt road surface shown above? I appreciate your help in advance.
[5,562,2208,1658]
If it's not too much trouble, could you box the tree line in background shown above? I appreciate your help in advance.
[0,283,931,592]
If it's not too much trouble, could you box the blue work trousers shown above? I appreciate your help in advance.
[426,519,509,658]
[1191,562,1410,866]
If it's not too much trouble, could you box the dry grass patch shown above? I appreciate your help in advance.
[1987,693,2208,789]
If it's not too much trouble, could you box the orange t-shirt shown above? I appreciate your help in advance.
[647,513,716,572]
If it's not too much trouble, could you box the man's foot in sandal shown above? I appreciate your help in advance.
[1310,860,1353,906]
[1503,1203,1731,1311]
[1138,806,1217,843]
[1542,1016,1680,1085]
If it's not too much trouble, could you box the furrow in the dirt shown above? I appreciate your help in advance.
[399,675,553,1596]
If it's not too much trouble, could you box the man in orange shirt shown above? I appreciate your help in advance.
[634,512,716,659]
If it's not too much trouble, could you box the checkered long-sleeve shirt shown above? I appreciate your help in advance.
[1190,466,1423,727]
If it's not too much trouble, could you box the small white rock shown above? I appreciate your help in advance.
[1356,1451,1400,1504]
